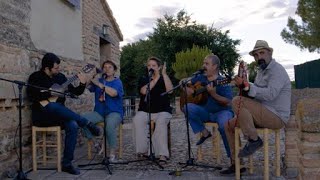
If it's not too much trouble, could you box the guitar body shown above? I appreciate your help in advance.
[179,81,208,111]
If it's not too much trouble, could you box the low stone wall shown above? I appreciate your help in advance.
[285,92,320,179]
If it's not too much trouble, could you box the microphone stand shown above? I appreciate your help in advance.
[161,76,222,172]
[0,77,78,180]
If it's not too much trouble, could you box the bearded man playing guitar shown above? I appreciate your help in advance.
[27,53,101,175]
[182,54,233,160]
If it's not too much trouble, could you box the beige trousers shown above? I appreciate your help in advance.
[133,111,171,158]
[224,96,285,161]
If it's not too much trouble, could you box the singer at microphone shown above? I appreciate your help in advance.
[148,68,155,76]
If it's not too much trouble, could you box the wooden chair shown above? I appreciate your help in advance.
[235,127,281,180]
[32,126,62,172]
[197,122,221,164]
[150,120,171,157]
[87,123,123,159]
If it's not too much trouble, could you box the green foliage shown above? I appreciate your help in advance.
[281,0,320,53]
[247,61,258,82]
[120,10,241,95]
[172,45,211,80]
[291,81,296,89]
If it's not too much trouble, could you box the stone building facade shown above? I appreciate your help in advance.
[0,0,122,177]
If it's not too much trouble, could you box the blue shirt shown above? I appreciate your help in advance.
[88,77,124,119]
[191,74,233,114]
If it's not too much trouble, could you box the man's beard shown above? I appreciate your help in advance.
[258,59,268,70]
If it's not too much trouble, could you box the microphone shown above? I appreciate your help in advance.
[148,69,154,76]
[192,69,205,76]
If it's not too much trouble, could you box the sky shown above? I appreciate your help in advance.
[107,0,320,80]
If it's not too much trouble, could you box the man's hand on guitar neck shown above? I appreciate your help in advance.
[234,76,250,91]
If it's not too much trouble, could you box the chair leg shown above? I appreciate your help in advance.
[57,128,61,172]
[235,128,241,180]
[275,129,280,177]
[215,127,221,164]
[197,133,203,161]
[32,127,37,172]
[42,132,47,166]
[249,155,254,174]
[264,129,269,180]
[87,140,93,160]
[119,124,123,159]
[168,123,171,158]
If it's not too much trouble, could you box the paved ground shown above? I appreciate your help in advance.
[19,115,287,179]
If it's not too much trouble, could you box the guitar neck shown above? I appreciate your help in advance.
[61,75,78,89]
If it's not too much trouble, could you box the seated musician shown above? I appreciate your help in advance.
[220,40,291,175]
[182,54,233,161]
[132,57,173,164]
[27,52,101,175]
[81,60,124,163]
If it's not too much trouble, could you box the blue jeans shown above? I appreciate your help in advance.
[82,112,122,149]
[184,103,233,157]
[35,102,89,167]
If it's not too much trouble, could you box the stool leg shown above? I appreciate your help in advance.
[32,127,37,172]
[249,155,254,174]
[264,129,269,180]
[275,129,280,177]
[235,128,240,180]
[216,128,221,164]
[87,140,93,160]
[42,132,47,166]
[197,133,203,161]
[119,124,123,159]
[168,123,171,158]
[57,128,61,172]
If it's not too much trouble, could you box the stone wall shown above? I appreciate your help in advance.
[0,0,122,177]
[82,0,122,71]
[284,89,320,179]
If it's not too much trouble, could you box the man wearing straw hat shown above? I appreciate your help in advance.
[220,40,291,175]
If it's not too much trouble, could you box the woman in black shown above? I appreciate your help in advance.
[133,57,173,164]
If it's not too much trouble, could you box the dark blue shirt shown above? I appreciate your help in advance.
[88,77,124,119]
[191,74,233,113]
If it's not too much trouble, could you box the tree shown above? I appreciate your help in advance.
[172,45,211,80]
[247,61,258,82]
[281,0,320,53]
[120,10,241,95]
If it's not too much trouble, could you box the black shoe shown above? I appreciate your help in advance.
[220,164,246,176]
[196,132,212,145]
[86,122,101,136]
[62,165,80,175]
[238,137,263,158]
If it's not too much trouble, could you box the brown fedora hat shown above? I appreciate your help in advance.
[249,40,273,56]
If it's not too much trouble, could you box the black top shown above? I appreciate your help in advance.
[137,76,172,114]
[27,71,86,111]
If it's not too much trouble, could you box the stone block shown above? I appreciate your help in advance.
[300,141,320,154]
[302,132,320,143]
[296,98,320,133]
[286,167,299,178]
[300,154,320,168]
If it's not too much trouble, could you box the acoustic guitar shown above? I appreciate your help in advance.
[179,78,231,111]
[39,64,96,107]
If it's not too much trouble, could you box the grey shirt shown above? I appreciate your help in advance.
[248,59,291,124]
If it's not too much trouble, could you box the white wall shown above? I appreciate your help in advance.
[30,0,83,60]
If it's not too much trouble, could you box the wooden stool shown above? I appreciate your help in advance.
[197,122,221,164]
[150,120,171,157]
[32,126,62,172]
[235,127,281,180]
[87,123,123,159]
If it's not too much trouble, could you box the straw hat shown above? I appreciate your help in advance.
[249,40,273,56]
